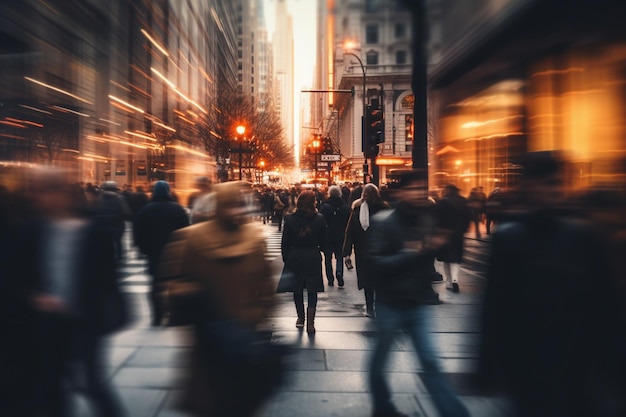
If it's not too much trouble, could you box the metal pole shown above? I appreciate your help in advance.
[344,52,367,183]
[238,138,243,180]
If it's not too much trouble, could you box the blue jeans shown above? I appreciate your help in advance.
[369,303,470,417]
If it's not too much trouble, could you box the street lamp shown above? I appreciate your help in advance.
[236,124,245,180]
[342,46,368,184]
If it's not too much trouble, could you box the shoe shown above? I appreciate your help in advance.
[296,317,305,329]
[328,280,334,287]
[336,275,344,287]
[365,308,376,318]
[452,282,459,293]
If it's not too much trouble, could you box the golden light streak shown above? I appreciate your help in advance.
[177,115,195,125]
[0,120,26,128]
[108,95,145,113]
[24,76,93,105]
[199,67,213,84]
[99,118,121,126]
[151,67,208,114]
[110,80,131,93]
[167,144,207,158]
[150,67,176,89]
[0,133,25,140]
[6,117,43,128]
[210,130,222,138]
[51,105,90,117]
[125,130,157,141]
[140,29,169,56]
[19,104,52,115]
[152,120,176,132]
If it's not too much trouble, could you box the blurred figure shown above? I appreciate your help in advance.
[484,186,504,234]
[133,180,189,326]
[276,190,327,334]
[260,187,275,224]
[273,188,289,231]
[2,167,127,417]
[348,181,363,206]
[367,170,470,417]
[467,185,487,238]
[187,176,212,211]
[479,151,626,417]
[435,184,473,293]
[123,185,149,222]
[320,185,350,287]
[157,181,285,417]
[343,183,390,317]
[92,180,131,261]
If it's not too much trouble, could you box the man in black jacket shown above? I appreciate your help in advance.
[133,180,189,326]
[367,170,469,417]
[320,185,350,287]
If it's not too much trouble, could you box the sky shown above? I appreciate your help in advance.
[263,0,317,163]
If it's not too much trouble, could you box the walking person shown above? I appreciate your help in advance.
[479,151,626,417]
[157,181,286,417]
[4,167,128,417]
[342,183,390,317]
[133,180,189,326]
[273,188,289,232]
[276,190,327,334]
[320,185,350,287]
[467,186,487,238]
[367,169,470,417]
[434,183,473,293]
[92,180,131,261]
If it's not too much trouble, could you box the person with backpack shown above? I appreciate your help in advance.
[320,185,350,287]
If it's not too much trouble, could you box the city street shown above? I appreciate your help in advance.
[70,221,513,417]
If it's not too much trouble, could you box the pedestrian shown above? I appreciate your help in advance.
[467,185,487,238]
[133,180,189,326]
[92,180,131,261]
[187,176,212,211]
[4,167,128,417]
[320,185,351,287]
[273,188,289,231]
[261,187,274,225]
[348,181,363,206]
[478,151,626,417]
[276,190,327,334]
[157,181,286,417]
[367,169,470,417]
[123,185,149,222]
[342,183,390,317]
[434,183,473,292]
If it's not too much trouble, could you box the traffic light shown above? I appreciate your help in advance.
[322,136,333,154]
[366,103,384,144]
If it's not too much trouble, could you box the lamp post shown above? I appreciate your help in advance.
[343,50,368,184]
[236,125,245,180]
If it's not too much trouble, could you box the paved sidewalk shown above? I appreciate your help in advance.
[75,222,511,417]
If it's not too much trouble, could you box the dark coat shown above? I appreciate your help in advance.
[342,198,390,289]
[133,196,190,275]
[435,193,472,263]
[319,196,350,245]
[367,205,439,308]
[276,212,327,293]
[479,214,626,415]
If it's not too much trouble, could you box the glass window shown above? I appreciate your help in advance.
[396,50,407,64]
[366,51,378,65]
[395,23,406,39]
[365,24,379,44]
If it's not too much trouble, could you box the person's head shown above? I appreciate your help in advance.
[328,185,341,199]
[361,183,381,204]
[390,169,429,208]
[443,183,460,197]
[296,190,317,216]
[152,180,171,200]
[195,176,212,192]
[520,151,565,209]
[101,180,119,192]
[213,181,252,229]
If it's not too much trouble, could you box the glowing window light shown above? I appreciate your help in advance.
[108,95,145,113]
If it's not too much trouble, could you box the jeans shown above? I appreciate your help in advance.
[324,242,344,282]
[369,303,470,417]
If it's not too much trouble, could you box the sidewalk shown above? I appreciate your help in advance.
[77,223,511,417]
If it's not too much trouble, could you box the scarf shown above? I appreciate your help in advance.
[359,201,370,231]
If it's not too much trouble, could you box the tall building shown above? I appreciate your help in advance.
[319,0,413,184]
[272,0,295,153]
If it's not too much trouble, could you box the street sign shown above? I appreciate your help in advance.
[320,154,340,161]
[316,161,329,167]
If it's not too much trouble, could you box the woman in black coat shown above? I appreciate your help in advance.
[342,184,390,318]
[276,190,327,334]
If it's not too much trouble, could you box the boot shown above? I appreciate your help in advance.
[296,302,305,329]
[306,307,316,334]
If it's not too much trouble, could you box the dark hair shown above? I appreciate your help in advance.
[296,190,317,216]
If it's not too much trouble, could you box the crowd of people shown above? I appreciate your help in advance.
[2,151,626,417]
